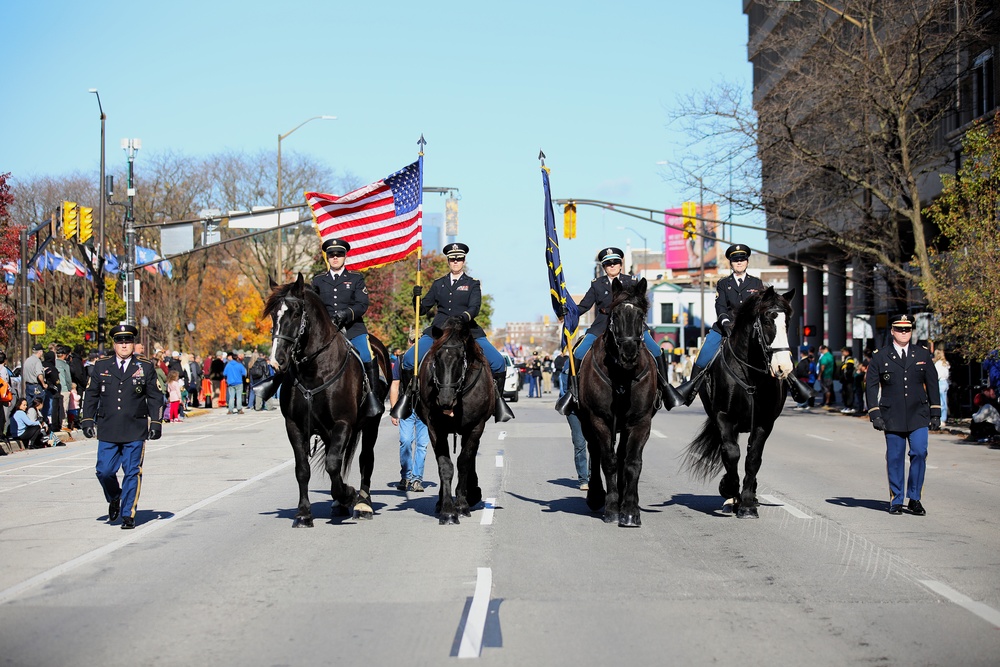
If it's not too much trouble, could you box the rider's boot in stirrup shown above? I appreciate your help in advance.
[361,361,384,419]
[554,373,577,416]
[252,373,284,405]
[787,373,816,404]
[390,368,414,420]
[673,363,707,407]
[657,352,684,411]
[492,372,515,423]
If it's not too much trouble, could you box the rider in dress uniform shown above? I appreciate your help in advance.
[556,246,679,411]
[255,237,382,417]
[81,323,164,529]
[865,314,940,515]
[673,243,767,405]
[394,242,513,423]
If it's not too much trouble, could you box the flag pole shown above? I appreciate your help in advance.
[413,134,426,374]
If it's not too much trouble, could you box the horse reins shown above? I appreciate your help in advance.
[718,313,790,437]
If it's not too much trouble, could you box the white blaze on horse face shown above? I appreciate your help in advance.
[770,311,794,378]
[270,301,289,365]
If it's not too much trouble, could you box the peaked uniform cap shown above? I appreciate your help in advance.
[725,243,751,260]
[322,238,351,254]
[110,323,139,339]
[596,247,624,263]
[443,242,469,257]
[891,314,914,328]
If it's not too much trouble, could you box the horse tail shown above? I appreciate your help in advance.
[681,417,725,482]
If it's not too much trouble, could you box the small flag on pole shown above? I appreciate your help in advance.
[542,166,579,348]
[306,158,423,271]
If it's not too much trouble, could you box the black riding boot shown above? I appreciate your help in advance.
[361,361,384,419]
[674,364,707,407]
[252,373,284,405]
[554,373,577,416]
[657,352,684,411]
[493,372,515,423]
[390,368,414,420]
[787,374,816,404]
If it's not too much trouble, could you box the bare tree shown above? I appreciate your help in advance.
[672,0,989,311]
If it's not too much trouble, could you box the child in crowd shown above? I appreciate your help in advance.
[66,382,80,430]
[166,370,183,422]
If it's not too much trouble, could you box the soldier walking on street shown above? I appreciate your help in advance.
[81,324,165,529]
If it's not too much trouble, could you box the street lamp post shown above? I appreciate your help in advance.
[88,89,108,354]
[122,138,140,325]
[276,115,335,281]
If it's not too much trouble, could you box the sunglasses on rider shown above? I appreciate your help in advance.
[113,336,135,344]
[602,259,622,267]
[448,256,466,263]
[891,326,912,333]
[326,251,346,258]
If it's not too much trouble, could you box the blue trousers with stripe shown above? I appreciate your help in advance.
[96,439,146,520]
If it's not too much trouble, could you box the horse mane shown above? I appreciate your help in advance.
[262,281,338,341]
[428,316,486,365]
[732,286,787,332]
[606,280,649,315]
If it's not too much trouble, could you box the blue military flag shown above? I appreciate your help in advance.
[542,166,579,349]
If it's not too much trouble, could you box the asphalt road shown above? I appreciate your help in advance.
[1,396,998,666]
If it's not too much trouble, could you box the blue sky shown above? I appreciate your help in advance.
[1,1,760,326]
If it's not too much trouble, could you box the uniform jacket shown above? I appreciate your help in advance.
[578,273,641,337]
[311,270,370,339]
[419,273,485,338]
[81,355,165,443]
[865,344,940,432]
[713,273,766,333]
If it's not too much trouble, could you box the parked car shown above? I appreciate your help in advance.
[501,352,519,402]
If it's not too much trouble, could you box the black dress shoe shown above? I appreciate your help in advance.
[121,516,135,530]
[108,497,121,522]
[888,504,903,515]
[907,500,927,516]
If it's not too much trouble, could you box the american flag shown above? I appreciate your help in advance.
[306,158,423,271]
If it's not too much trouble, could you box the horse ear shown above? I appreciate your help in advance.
[268,276,278,290]
[290,272,304,295]
[612,277,623,295]
[636,277,647,295]
[782,288,796,302]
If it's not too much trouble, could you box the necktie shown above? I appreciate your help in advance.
[120,359,127,373]
[900,349,906,363]
[737,279,742,287]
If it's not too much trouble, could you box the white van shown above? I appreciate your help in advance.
[500,352,519,402]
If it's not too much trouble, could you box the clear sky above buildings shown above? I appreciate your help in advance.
[1,1,761,326]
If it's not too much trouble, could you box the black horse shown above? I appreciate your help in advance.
[263,274,391,527]
[578,278,658,527]
[415,317,493,525]
[682,287,796,518]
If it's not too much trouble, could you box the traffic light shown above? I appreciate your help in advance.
[83,330,97,343]
[78,206,94,243]
[563,202,577,239]
[62,201,78,240]
[803,324,816,338]
[681,201,697,240]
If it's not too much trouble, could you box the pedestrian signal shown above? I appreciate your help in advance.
[563,203,577,240]
[62,201,78,240]
[803,324,816,337]
[79,206,94,243]
[83,330,97,343]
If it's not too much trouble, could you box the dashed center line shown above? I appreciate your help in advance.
[495,455,503,468]
[759,493,812,519]
[806,434,833,442]
[920,580,1000,629]
[480,498,496,525]
[457,567,492,658]
[651,429,666,439]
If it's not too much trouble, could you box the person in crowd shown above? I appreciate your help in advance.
[255,238,381,417]
[933,349,950,426]
[853,356,869,415]
[672,244,764,406]
[55,345,73,430]
[66,382,80,430]
[792,347,812,411]
[839,347,856,413]
[553,352,569,395]
[248,352,271,411]
[81,323,164,529]
[395,242,513,423]
[186,354,203,408]
[541,355,554,394]
[21,344,45,407]
[971,385,999,442]
[818,344,835,408]
[41,350,62,427]
[10,397,44,449]
[389,341,429,492]
[166,370,183,422]
[0,351,14,439]
[208,352,225,408]
[223,352,247,415]
[69,345,88,405]
[558,371,590,490]
[865,314,939,516]
[558,246,676,411]
[26,397,56,446]
[527,352,541,398]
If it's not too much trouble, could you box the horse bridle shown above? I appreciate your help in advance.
[606,305,644,363]
[430,340,469,393]
[722,311,792,390]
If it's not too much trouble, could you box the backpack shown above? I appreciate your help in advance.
[250,358,268,381]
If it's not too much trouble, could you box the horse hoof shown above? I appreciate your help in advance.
[603,512,619,524]
[586,489,606,512]
[293,516,314,528]
[720,498,736,514]
[438,514,460,526]
[460,508,471,518]
[619,513,641,528]
[737,506,759,519]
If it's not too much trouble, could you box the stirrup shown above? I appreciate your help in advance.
[493,373,514,423]
[252,373,282,404]
[661,383,685,410]
[787,374,816,404]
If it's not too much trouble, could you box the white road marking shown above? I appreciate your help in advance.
[480,498,496,525]
[759,493,812,519]
[806,434,833,442]
[497,431,506,440]
[919,580,1000,629]
[0,457,295,606]
[651,429,666,439]
[495,455,503,468]
[458,567,493,658]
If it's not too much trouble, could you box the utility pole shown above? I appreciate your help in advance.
[122,138,140,325]
[89,89,108,353]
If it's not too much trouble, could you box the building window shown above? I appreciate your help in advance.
[972,48,995,120]
[660,303,674,324]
